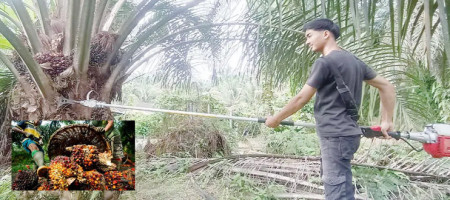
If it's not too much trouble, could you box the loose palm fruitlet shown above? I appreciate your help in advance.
[68,145,99,171]
[40,146,131,190]
[12,170,39,190]
[37,177,51,190]
[77,170,105,190]
[48,156,83,190]
[104,169,135,191]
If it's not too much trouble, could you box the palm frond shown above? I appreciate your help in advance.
[0,19,53,99]
[73,0,96,76]
[102,0,206,97]
[0,50,20,79]
[9,0,42,54]
[437,0,450,72]
[0,66,15,94]
[34,0,51,36]
[92,0,109,35]
[102,0,159,71]
[0,8,21,30]
[102,0,126,32]
[63,0,81,55]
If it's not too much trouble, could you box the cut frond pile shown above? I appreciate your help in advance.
[145,119,230,158]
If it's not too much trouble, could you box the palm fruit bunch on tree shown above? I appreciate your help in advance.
[34,52,73,78]
[68,145,99,171]
[12,170,39,190]
[48,156,83,190]
[89,32,120,66]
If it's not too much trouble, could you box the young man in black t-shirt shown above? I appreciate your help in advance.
[265,18,396,199]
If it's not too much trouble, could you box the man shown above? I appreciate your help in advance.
[90,120,124,168]
[89,120,124,200]
[12,120,48,176]
[265,18,396,199]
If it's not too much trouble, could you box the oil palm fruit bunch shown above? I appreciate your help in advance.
[104,171,124,191]
[37,177,51,190]
[78,170,105,190]
[48,156,83,190]
[12,52,28,75]
[104,168,135,191]
[90,32,120,65]
[34,52,72,78]
[121,168,135,190]
[12,170,39,190]
[67,145,99,171]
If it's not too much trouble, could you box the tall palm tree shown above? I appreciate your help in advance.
[0,1,243,198]
[0,0,234,121]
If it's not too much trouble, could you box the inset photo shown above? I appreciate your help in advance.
[11,120,135,191]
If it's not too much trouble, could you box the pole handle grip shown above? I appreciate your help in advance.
[361,125,401,139]
[257,118,295,126]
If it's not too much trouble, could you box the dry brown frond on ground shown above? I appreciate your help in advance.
[145,119,230,158]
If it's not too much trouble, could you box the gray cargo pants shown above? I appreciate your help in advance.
[319,135,361,200]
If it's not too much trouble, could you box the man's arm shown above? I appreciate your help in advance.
[265,84,316,128]
[365,75,396,138]
[12,127,31,137]
[105,120,114,132]
[12,127,42,144]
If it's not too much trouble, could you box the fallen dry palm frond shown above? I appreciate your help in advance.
[272,192,325,199]
[355,139,450,180]
[229,167,324,194]
[183,153,449,199]
[353,162,450,182]
[188,154,450,181]
[188,153,321,172]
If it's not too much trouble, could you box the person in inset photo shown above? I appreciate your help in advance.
[12,120,49,176]
[90,120,125,169]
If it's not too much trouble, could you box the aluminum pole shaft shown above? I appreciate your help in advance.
[95,102,316,128]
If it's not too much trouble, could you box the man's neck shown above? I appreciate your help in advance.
[321,42,340,56]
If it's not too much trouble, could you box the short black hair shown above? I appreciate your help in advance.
[302,18,340,39]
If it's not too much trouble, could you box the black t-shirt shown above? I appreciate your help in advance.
[306,50,377,137]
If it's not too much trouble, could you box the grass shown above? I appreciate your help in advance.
[11,143,50,173]
[0,166,16,200]
[135,151,201,199]
[136,151,287,200]
[265,127,320,156]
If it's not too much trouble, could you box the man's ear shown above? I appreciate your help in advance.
[323,30,330,39]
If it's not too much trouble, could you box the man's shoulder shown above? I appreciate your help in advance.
[313,56,329,68]
[324,50,354,59]
[324,50,368,68]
